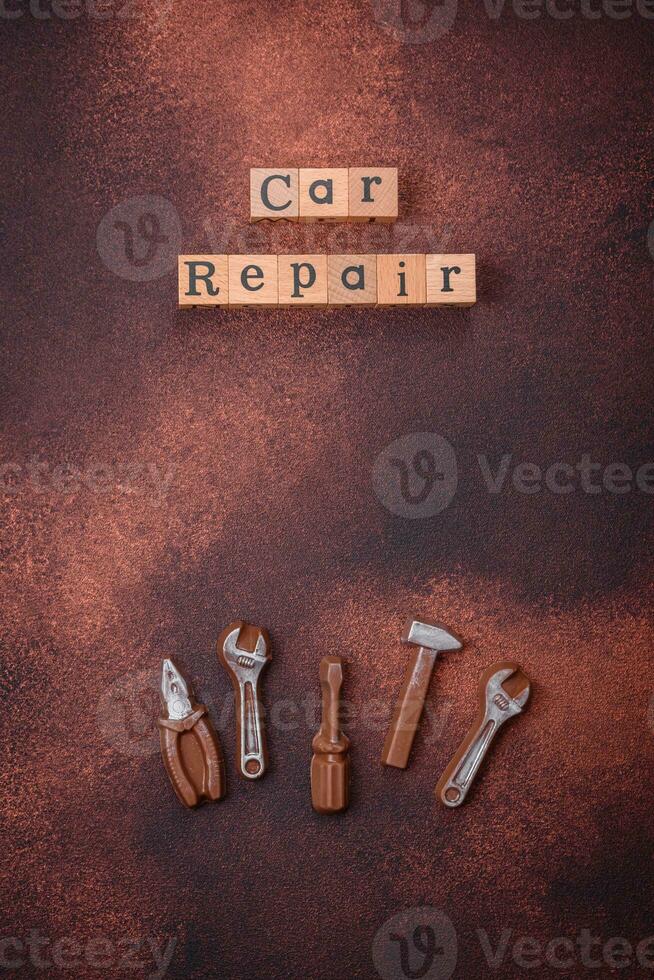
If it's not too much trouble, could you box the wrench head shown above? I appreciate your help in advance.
[217,621,272,676]
[482,663,531,715]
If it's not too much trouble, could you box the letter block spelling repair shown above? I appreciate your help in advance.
[178,255,476,308]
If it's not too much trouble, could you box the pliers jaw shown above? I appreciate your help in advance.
[161,658,193,720]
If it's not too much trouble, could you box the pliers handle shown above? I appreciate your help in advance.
[158,705,226,808]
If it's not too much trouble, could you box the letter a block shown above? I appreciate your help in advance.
[426,254,476,306]
[228,255,278,306]
[328,255,377,306]
[278,255,328,307]
[348,168,398,222]
[250,169,299,221]
[178,255,229,307]
[376,254,426,306]
[299,168,349,222]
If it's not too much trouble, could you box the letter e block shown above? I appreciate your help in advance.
[348,168,398,222]
[426,254,476,306]
[228,255,278,306]
[328,255,377,306]
[376,254,426,306]
[250,169,299,221]
[278,255,328,307]
[299,168,349,221]
[178,255,228,307]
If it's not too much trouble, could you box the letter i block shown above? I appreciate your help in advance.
[328,255,377,306]
[299,168,349,221]
[348,168,398,222]
[250,169,299,221]
[228,255,279,306]
[278,255,328,307]
[426,254,476,306]
[376,254,426,306]
[178,255,229,307]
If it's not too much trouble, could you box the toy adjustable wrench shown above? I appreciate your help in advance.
[158,659,226,808]
[436,661,530,807]
[218,621,272,780]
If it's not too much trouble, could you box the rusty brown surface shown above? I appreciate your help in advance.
[1,2,653,978]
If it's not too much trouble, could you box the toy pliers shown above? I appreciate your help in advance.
[157,659,226,808]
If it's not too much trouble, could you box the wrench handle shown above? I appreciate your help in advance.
[436,712,499,807]
[235,675,268,780]
[381,647,437,769]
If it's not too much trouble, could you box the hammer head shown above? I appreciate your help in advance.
[402,617,463,652]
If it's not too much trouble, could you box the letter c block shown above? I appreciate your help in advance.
[250,169,299,221]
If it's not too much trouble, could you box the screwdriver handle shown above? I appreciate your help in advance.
[381,647,437,769]
[311,657,350,814]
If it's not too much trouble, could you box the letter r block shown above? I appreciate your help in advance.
[348,168,398,222]
[426,254,476,306]
[250,169,299,221]
[178,255,228,307]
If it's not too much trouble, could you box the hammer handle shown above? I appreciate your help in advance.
[381,647,437,769]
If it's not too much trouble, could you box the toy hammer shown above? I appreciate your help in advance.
[381,617,463,769]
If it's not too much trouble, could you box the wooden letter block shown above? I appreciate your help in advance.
[228,255,278,307]
[328,255,377,306]
[278,255,328,307]
[250,169,298,222]
[178,255,228,307]
[426,254,476,306]
[348,168,398,223]
[298,168,349,222]
[376,254,426,306]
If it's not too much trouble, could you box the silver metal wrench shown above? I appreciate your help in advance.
[217,621,272,780]
[436,662,530,807]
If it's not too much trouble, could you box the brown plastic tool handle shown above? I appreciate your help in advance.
[159,708,226,809]
[311,657,350,814]
[381,647,437,769]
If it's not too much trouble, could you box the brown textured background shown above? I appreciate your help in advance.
[2,1,653,977]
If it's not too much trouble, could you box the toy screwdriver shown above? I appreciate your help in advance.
[157,659,226,808]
